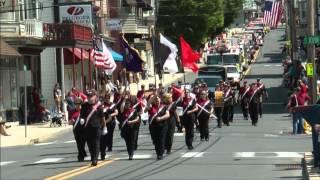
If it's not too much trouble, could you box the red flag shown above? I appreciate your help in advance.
[180,36,200,73]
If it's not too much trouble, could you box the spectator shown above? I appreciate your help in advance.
[53,83,62,111]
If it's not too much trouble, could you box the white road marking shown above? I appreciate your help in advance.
[174,133,184,137]
[138,134,148,138]
[33,158,63,164]
[182,152,205,158]
[275,152,304,158]
[0,161,16,166]
[234,152,255,158]
[264,134,280,137]
[264,65,271,67]
[117,154,152,160]
[64,140,76,144]
[34,141,56,146]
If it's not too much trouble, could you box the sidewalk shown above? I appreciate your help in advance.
[0,122,72,147]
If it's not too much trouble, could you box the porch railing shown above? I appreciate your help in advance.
[25,19,43,38]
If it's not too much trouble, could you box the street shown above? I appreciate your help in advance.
[0,28,312,180]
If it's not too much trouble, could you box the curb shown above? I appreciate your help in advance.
[302,152,320,180]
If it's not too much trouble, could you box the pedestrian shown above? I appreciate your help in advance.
[214,85,224,128]
[145,95,169,160]
[256,78,268,118]
[245,83,261,126]
[80,90,105,166]
[164,93,180,154]
[119,98,140,160]
[181,89,198,150]
[100,93,118,159]
[53,83,62,111]
[69,97,87,162]
[197,90,213,141]
[238,80,250,120]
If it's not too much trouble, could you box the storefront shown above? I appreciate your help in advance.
[0,40,22,122]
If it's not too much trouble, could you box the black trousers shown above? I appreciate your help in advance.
[165,117,176,152]
[182,115,195,147]
[100,121,116,158]
[258,102,263,116]
[134,122,141,150]
[121,127,138,157]
[214,107,223,127]
[249,102,259,125]
[241,101,248,119]
[150,123,168,156]
[229,105,234,122]
[198,116,209,139]
[86,126,101,162]
[73,127,86,159]
[222,106,231,125]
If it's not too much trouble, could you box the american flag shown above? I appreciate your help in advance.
[91,38,117,74]
[263,0,282,28]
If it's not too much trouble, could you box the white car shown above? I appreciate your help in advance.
[224,65,241,88]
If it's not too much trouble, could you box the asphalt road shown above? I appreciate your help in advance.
[0,27,312,180]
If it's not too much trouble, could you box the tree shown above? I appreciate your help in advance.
[157,0,243,48]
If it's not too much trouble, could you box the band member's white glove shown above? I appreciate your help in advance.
[80,118,85,125]
[102,127,108,135]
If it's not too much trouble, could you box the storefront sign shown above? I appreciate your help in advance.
[106,19,122,31]
[59,4,92,26]
[0,0,14,12]
[307,63,314,77]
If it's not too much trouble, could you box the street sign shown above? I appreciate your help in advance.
[307,63,314,77]
[304,35,320,45]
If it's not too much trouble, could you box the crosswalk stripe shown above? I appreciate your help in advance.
[34,158,63,164]
[64,140,76,144]
[34,141,57,146]
[0,161,16,166]
[182,152,205,158]
[275,152,303,158]
[117,154,152,160]
[234,152,304,158]
[234,152,255,158]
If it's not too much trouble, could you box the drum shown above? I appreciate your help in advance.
[214,91,224,107]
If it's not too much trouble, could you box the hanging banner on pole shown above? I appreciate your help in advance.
[306,63,314,77]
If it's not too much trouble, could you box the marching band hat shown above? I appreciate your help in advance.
[86,89,97,97]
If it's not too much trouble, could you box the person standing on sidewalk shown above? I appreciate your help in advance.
[69,98,87,162]
[197,90,213,141]
[80,90,105,166]
[145,95,169,160]
[181,89,198,150]
[53,83,62,111]
[238,81,250,120]
[100,93,118,160]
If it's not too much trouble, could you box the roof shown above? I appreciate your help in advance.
[0,40,21,57]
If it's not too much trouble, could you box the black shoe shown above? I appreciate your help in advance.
[157,155,163,160]
[129,155,133,160]
[101,156,105,161]
[188,146,194,150]
[205,138,209,141]
[91,160,98,166]
[217,125,222,128]
[166,150,171,155]
[78,157,84,162]
[107,148,112,152]
[260,115,262,118]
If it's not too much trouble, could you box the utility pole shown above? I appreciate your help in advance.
[307,0,317,104]
[289,0,297,61]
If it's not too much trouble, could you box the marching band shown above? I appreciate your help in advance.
[69,78,267,165]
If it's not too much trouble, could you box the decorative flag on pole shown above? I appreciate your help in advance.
[120,35,144,72]
[180,36,200,73]
[263,0,282,28]
[90,38,117,74]
[159,33,179,73]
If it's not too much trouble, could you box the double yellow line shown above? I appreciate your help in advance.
[45,160,114,180]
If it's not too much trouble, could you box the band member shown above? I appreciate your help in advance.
[132,96,143,151]
[181,89,198,150]
[163,93,180,154]
[197,90,213,141]
[172,86,184,132]
[256,78,268,118]
[80,90,105,166]
[238,81,250,120]
[119,99,140,160]
[214,85,224,128]
[69,98,87,162]
[100,93,118,160]
[222,83,233,126]
[245,83,261,126]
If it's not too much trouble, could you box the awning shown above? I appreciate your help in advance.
[0,40,21,57]
[63,48,89,65]
[110,49,123,61]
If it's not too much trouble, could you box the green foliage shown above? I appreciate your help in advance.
[157,0,243,48]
